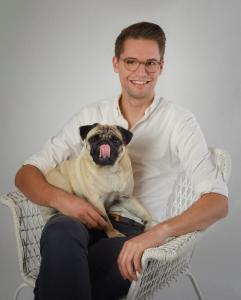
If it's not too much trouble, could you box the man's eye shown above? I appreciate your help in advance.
[146,60,158,66]
[126,59,137,65]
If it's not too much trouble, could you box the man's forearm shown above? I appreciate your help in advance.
[15,164,68,208]
[159,192,229,238]
[15,164,109,228]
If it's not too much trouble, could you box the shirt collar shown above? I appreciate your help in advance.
[113,93,161,119]
[113,95,127,127]
[144,94,161,117]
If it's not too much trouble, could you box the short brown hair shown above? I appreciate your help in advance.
[115,22,166,59]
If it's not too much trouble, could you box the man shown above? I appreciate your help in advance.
[15,22,228,300]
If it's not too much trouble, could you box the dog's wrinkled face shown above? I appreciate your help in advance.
[79,124,133,166]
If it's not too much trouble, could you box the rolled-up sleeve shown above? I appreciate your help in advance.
[173,112,228,197]
[23,115,82,175]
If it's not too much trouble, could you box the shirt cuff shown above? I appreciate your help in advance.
[23,158,55,175]
[195,179,229,198]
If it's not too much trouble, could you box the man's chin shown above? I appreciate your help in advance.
[127,90,153,100]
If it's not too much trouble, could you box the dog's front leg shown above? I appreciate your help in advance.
[91,198,125,238]
[120,196,152,229]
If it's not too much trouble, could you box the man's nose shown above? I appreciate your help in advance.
[135,62,148,76]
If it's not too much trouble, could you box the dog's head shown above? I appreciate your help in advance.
[79,123,133,166]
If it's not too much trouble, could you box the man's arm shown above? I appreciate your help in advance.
[161,192,228,235]
[117,192,228,282]
[15,164,108,229]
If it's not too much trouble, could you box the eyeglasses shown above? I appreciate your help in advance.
[120,57,162,73]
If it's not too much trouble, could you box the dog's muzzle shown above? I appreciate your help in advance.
[90,141,120,166]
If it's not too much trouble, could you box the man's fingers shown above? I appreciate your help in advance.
[118,242,138,282]
[85,203,108,226]
[84,215,99,228]
[125,257,137,281]
[118,244,127,280]
[94,209,108,224]
[133,251,143,275]
[89,209,108,228]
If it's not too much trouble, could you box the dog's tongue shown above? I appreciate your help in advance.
[99,144,111,159]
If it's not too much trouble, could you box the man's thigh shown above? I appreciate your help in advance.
[88,235,132,300]
[88,235,130,274]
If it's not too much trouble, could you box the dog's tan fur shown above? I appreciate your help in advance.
[40,124,151,238]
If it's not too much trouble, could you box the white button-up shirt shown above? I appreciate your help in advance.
[24,95,228,223]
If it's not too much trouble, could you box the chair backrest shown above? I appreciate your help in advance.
[166,147,231,219]
[166,172,196,219]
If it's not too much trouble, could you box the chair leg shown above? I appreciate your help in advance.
[186,270,205,300]
[13,283,30,300]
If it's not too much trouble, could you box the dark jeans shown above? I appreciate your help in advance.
[34,213,144,300]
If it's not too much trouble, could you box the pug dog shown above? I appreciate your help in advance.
[40,123,152,238]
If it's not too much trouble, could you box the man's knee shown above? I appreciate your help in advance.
[40,214,90,252]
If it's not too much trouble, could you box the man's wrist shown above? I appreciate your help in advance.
[155,222,172,241]
[42,184,66,209]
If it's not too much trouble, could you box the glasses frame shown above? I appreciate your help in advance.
[120,57,163,73]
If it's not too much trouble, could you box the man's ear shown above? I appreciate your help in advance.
[79,123,98,141]
[117,126,133,145]
[159,59,164,75]
[112,56,119,73]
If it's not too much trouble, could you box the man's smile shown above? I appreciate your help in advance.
[130,80,151,86]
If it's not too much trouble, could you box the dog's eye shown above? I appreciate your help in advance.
[90,134,100,143]
[111,136,120,144]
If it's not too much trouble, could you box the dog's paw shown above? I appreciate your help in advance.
[144,220,152,230]
[141,212,152,230]
[140,211,152,224]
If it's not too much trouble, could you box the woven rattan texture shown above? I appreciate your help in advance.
[1,191,44,284]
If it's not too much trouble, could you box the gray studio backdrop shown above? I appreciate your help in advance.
[0,0,240,299]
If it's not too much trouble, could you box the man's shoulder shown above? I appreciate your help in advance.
[72,96,118,124]
[78,96,117,113]
[162,98,195,121]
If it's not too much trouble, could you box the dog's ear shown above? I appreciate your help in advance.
[117,126,133,145]
[79,123,98,141]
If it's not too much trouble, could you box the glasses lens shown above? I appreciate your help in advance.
[123,58,139,71]
[122,58,160,72]
[145,61,159,72]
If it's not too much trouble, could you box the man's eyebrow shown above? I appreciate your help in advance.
[146,58,159,61]
[124,57,159,61]
[124,57,137,59]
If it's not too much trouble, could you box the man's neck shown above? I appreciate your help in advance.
[119,94,155,129]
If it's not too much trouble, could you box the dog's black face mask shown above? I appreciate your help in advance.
[79,124,133,166]
[88,133,122,166]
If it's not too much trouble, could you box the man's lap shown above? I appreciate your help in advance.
[39,213,134,300]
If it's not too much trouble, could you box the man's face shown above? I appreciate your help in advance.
[113,38,164,101]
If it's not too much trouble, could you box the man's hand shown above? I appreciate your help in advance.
[117,224,170,282]
[117,193,228,282]
[52,193,108,230]
[15,165,108,230]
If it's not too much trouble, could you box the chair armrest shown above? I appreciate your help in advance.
[0,191,44,287]
[126,231,204,300]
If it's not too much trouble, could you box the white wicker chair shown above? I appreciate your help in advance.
[0,148,231,300]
